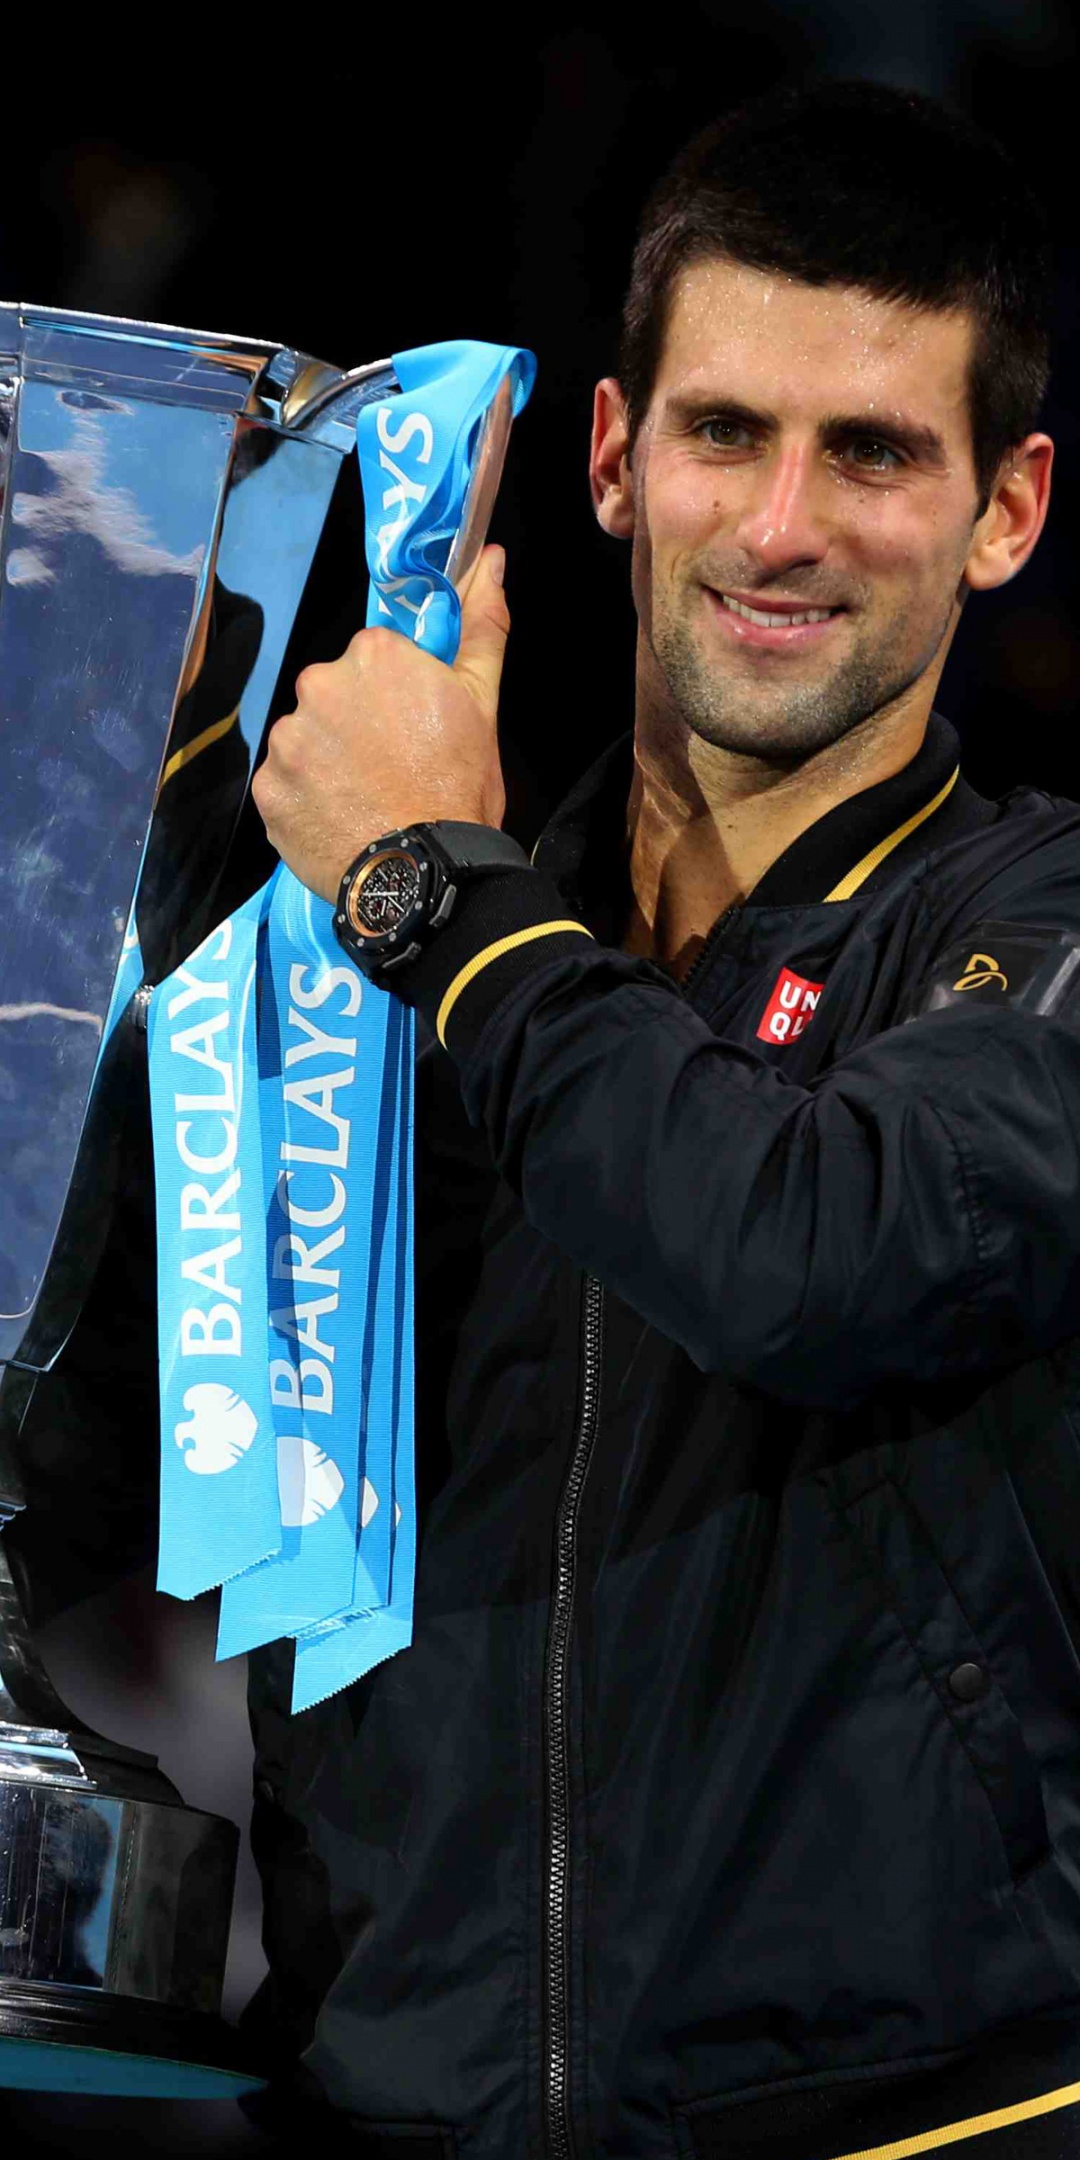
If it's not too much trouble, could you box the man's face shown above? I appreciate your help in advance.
[623,258,987,761]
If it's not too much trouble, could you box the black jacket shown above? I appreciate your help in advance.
[240,712,1080,2160]
[24,711,1080,2160]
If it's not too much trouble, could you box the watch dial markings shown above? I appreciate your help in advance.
[348,849,423,938]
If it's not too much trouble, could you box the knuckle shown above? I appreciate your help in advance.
[294,660,329,704]
[359,624,396,659]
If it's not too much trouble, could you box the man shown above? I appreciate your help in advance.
[249,80,1080,2160]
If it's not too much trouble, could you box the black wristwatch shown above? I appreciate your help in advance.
[332,820,530,983]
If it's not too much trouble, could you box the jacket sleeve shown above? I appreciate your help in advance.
[394,860,1080,1409]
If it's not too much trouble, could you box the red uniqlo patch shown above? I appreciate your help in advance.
[756,966,825,1046]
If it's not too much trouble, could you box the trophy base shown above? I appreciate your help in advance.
[0,1978,265,2096]
[0,1757,265,2096]
[0,1537,265,2098]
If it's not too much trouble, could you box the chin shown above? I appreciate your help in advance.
[683,702,861,764]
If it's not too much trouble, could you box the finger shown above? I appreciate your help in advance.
[454,546,510,714]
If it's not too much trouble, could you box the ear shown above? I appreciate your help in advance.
[590,378,636,539]
[963,432,1053,594]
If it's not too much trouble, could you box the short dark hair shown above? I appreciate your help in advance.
[619,80,1051,508]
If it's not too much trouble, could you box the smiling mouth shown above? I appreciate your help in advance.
[718,593,842,628]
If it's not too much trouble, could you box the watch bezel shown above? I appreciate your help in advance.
[334,829,450,977]
[343,844,430,943]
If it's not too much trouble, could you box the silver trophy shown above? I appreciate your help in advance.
[0,306,505,2095]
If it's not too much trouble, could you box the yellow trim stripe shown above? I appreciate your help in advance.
[824,767,960,902]
[829,2075,1080,2160]
[159,706,240,791]
[436,922,593,1047]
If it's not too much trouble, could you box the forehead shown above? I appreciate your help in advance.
[655,257,974,437]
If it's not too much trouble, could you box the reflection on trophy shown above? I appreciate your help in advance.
[0,305,403,2094]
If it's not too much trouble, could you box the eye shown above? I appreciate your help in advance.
[697,416,757,451]
[842,436,904,472]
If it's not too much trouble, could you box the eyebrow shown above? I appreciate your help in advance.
[662,393,949,466]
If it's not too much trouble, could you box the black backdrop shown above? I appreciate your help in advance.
[6,7,1079,826]
[3,6,1079,2151]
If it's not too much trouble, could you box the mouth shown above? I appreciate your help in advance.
[704,587,846,651]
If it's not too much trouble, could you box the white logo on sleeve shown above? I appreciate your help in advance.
[277,1434,346,1526]
[175,1384,258,1475]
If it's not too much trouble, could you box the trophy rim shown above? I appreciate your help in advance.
[0,1977,266,2095]
[0,297,290,362]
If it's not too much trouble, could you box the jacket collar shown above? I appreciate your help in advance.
[532,713,997,942]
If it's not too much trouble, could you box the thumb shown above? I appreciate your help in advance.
[453,545,510,714]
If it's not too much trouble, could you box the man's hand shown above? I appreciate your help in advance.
[252,546,510,902]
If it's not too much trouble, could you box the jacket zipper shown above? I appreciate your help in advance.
[538,899,735,2150]
[679,901,743,999]
[542,1270,605,2160]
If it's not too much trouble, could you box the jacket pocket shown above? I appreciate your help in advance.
[673,2014,1080,2160]
[831,1470,1050,1883]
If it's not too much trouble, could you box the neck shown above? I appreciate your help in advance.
[624,649,940,977]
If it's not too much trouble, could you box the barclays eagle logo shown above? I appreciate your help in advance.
[175,1383,258,1474]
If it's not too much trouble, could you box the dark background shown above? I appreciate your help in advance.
[3,5,1078,2151]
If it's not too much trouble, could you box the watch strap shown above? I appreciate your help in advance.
[417,822,532,874]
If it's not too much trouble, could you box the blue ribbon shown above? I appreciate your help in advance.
[147,340,534,1711]
[148,888,280,1596]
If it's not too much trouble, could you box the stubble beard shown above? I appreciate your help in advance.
[648,583,957,767]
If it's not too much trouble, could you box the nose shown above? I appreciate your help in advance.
[733,438,831,578]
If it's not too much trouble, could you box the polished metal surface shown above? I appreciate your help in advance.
[0,372,239,1359]
[0,1778,235,2010]
[0,303,396,1373]
[0,305,401,2087]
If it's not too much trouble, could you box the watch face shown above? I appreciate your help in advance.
[346,848,423,939]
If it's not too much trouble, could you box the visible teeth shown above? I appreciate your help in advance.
[721,595,834,628]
